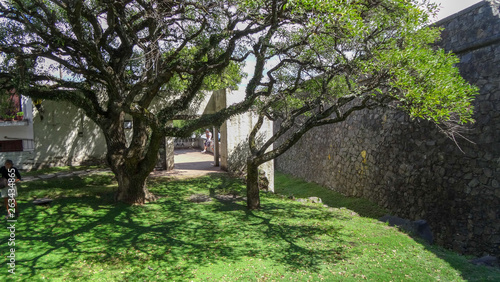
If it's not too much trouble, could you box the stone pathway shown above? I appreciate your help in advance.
[22,168,111,182]
[22,149,224,182]
[151,148,225,179]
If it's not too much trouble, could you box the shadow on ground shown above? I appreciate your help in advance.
[1,174,349,280]
[417,237,500,281]
[274,171,388,219]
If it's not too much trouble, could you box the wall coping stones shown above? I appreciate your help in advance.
[433,1,488,27]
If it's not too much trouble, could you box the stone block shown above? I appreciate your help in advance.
[470,256,499,267]
[468,178,480,188]
[483,168,493,178]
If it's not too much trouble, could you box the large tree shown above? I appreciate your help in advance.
[0,0,280,204]
[0,0,476,207]
[241,1,478,209]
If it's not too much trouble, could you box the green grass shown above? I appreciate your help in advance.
[20,165,106,177]
[0,172,498,281]
[275,171,388,218]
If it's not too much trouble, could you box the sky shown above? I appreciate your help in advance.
[433,0,483,21]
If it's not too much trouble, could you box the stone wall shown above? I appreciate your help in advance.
[275,0,500,257]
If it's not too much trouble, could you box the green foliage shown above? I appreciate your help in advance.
[158,50,244,95]
[173,120,204,135]
[0,92,17,118]
[4,172,499,280]
[0,0,480,205]
[244,0,479,176]
[0,0,478,127]
[367,26,477,124]
[2,114,15,120]
[202,61,246,91]
[257,0,476,126]
[0,0,478,130]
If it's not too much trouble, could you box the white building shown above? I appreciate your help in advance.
[0,90,274,191]
[1,96,107,170]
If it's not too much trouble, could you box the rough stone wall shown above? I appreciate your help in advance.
[275,0,500,257]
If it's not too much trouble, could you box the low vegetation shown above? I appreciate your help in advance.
[20,165,106,177]
[0,171,498,281]
[274,172,388,219]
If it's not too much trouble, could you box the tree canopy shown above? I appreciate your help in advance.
[0,0,477,206]
[240,0,477,209]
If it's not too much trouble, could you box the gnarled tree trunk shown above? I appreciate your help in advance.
[113,166,157,204]
[246,159,261,210]
[103,114,162,205]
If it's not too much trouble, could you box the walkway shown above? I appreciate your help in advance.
[152,148,224,179]
[21,149,224,182]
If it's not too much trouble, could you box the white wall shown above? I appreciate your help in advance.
[220,89,275,192]
[2,100,108,170]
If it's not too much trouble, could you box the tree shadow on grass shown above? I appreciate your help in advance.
[205,175,351,272]
[407,235,500,281]
[1,174,353,280]
[20,174,115,201]
[241,208,347,271]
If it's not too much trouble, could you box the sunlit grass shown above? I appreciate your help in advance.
[0,172,497,281]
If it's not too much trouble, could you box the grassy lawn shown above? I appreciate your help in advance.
[0,171,498,281]
[20,165,107,177]
[274,172,388,219]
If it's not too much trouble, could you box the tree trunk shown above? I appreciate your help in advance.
[102,113,162,205]
[246,159,261,210]
[106,147,160,205]
[114,168,157,204]
[107,149,161,205]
